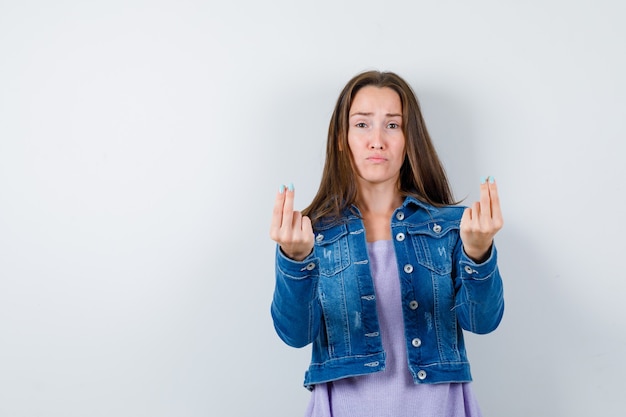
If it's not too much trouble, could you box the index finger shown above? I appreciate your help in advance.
[479,177,492,219]
[281,183,295,228]
[271,185,288,231]
[488,179,503,222]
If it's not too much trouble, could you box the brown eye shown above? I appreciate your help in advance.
[388,122,400,129]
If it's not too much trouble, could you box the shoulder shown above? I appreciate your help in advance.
[312,207,360,232]
[311,212,356,245]
[433,205,466,221]
[402,196,465,222]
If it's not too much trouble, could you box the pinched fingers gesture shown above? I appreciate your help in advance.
[460,177,504,262]
[270,184,314,261]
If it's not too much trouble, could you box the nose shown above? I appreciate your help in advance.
[369,128,384,149]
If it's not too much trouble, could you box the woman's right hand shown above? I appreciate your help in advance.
[270,184,314,261]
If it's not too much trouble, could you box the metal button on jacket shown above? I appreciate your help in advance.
[433,224,442,233]
[305,262,316,271]
[464,265,474,274]
[417,370,427,380]
[396,232,405,242]
[409,300,419,310]
[403,264,413,274]
[412,338,422,348]
[396,211,405,221]
[315,234,324,242]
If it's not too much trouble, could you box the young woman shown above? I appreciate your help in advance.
[270,71,504,417]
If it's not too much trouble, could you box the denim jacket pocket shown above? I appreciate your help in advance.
[314,224,351,277]
[407,221,458,275]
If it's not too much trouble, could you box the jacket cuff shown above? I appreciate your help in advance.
[275,245,319,280]
[459,244,498,281]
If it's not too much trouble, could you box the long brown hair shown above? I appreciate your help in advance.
[303,70,457,226]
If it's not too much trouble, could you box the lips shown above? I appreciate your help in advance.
[367,155,387,163]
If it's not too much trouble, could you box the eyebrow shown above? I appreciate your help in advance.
[349,112,402,118]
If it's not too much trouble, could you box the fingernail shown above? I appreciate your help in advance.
[480,176,487,184]
[288,183,294,192]
[489,176,495,184]
[279,184,285,193]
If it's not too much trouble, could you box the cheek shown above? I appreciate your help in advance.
[392,138,406,154]
[345,134,358,153]
[395,144,407,166]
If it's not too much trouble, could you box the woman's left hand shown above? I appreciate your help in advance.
[460,177,504,263]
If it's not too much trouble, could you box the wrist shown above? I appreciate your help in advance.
[463,243,492,264]
[280,246,313,262]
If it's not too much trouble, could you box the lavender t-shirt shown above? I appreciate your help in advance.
[305,240,483,417]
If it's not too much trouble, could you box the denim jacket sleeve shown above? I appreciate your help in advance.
[453,243,504,334]
[270,246,321,348]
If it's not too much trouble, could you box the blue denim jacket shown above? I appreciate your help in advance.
[271,196,504,389]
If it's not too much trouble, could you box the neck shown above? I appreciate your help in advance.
[356,182,403,243]
[356,183,403,216]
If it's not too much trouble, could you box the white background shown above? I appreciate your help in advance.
[1,1,625,416]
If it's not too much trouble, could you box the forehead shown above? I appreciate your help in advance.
[350,86,402,112]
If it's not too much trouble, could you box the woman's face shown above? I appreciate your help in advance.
[347,86,405,190]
